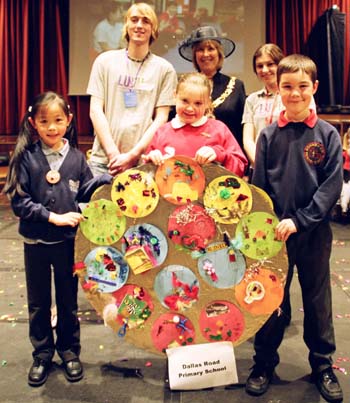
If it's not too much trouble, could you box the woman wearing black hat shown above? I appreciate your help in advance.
[178,26,247,150]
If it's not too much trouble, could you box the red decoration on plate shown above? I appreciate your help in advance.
[112,285,153,319]
[167,203,216,252]
[155,156,206,205]
[199,300,245,342]
[151,313,195,352]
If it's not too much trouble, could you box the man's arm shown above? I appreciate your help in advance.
[130,105,170,158]
[89,95,120,162]
[108,105,170,174]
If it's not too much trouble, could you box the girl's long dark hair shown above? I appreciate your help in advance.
[3,91,78,199]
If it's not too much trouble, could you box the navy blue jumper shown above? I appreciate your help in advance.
[11,142,112,363]
[252,110,343,373]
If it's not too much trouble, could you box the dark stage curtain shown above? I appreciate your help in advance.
[0,0,69,136]
[266,0,350,107]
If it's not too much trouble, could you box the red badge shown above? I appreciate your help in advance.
[304,142,326,165]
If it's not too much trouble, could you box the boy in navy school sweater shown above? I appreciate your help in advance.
[245,54,343,403]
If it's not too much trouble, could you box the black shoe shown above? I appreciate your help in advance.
[62,358,84,382]
[312,367,343,402]
[245,364,274,396]
[28,358,51,387]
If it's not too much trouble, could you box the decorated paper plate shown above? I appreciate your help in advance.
[197,242,246,288]
[155,156,206,205]
[121,224,168,275]
[79,199,126,245]
[110,284,154,334]
[151,313,195,352]
[167,203,216,252]
[74,162,289,356]
[235,266,284,316]
[111,169,159,218]
[84,246,129,293]
[154,265,199,311]
[203,175,252,224]
[199,300,245,342]
[235,211,283,260]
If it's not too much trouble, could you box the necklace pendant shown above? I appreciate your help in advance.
[46,170,61,184]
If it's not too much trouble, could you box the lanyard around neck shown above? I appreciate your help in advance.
[125,49,149,89]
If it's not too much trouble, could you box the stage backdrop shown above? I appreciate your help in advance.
[69,0,265,95]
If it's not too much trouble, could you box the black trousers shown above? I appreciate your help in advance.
[24,240,81,362]
[253,221,336,373]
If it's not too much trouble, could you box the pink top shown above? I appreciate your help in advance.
[147,117,248,177]
[343,150,350,171]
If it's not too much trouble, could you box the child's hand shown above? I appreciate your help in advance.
[49,212,84,227]
[195,146,216,165]
[275,218,297,242]
[142,147,175,165]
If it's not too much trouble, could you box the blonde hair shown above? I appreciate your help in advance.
[192,40,224,72]
[343,128,350,150]
[176,72,214,117]
[122,3,159,45]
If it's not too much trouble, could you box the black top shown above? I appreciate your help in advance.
[211,71,246,149]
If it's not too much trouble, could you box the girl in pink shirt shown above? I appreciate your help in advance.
[143,72,247,176]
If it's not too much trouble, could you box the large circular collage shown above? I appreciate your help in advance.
[74,156,288,354]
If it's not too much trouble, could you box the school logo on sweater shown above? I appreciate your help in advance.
[304,142,325,165]
[69,179,80,193]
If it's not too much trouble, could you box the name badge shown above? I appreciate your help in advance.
[123,89,137,108]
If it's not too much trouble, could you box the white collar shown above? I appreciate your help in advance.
[41,138,68,156]
[171,115,208,129]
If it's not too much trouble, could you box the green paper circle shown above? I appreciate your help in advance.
[80,199,126,245]
[235,211,283,259]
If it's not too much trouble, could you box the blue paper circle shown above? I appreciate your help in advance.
[84,246,129,293]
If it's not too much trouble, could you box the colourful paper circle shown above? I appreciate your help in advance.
[199,300,245,342]
[111,169,159,218]
[112,284,154,329]
[197,242,246,288]
[84,246,129,293]
[203,175,253,224]
[167,203,216,252]
[235,211,283,259]
[155,155,206,205]
[79,199,126,245]
[154,265,199,311]
[235,266,284,316]
[151,313,196,352]
[121,224,168,275]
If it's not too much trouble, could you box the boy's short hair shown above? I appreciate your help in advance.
[277,54,317,84]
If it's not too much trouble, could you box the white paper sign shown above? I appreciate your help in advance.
[166,341,238,390]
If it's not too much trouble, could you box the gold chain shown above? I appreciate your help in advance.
[212,76,236,109]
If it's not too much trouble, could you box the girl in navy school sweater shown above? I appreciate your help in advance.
[3,92,111,387]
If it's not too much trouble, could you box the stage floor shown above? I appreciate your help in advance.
[0,193,349,403]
